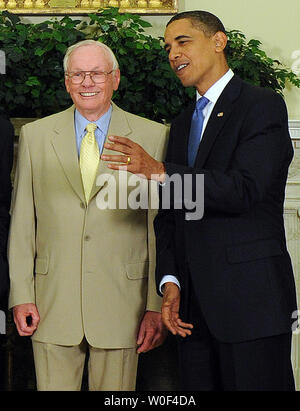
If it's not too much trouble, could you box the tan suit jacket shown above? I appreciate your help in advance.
[8,102,169,348]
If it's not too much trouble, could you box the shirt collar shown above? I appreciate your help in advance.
[75,105,112,136]
[196,69,234,104]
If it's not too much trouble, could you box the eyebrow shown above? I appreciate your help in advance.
[164,35,192,49]
[68,66,104,72]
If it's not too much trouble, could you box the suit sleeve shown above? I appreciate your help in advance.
[163,92,292,215]
[145,125,169,311]
[0,118,14,301]
[8,125,36,308]
[154,91,292,289]
[154,124,181,293]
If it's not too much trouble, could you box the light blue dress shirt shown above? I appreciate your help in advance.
[74,105,112,156]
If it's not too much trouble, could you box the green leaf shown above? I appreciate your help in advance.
[53,31,63,42]
[35,48,46,57]
[25,77,41,86]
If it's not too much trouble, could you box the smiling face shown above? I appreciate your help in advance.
[164,18,228,95]
[65,44,120,121]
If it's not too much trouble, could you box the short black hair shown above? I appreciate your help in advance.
[167,10,226,37]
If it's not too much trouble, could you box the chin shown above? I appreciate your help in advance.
[80,103,98,111]
[176,73,193,88]
[179,78,194,88]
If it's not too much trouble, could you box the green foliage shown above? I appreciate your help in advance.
[226,30,300,94]
[83,7,194,122]
[0,8,299,122]
[0,10,85,117]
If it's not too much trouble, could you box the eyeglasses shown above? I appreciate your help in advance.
[65,70,115,84]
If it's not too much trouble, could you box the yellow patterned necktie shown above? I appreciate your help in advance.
[80,123,99,203]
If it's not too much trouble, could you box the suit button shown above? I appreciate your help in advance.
[84,235,90,241]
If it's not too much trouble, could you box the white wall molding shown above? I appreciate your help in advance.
[289,120,300,140]
[286,119,300,390]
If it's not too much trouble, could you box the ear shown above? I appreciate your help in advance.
[65,76,70,93]
[213,31,228,53]
[113,68,121,91]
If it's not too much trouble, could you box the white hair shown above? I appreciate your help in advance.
[63,39,119,73]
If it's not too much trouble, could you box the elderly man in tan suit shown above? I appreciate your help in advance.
[8,40,168,391]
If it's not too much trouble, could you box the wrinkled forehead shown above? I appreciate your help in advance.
[68,45,113,71]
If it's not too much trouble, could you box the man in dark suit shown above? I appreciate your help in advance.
[101,11,297,391]
[0,115,14,389]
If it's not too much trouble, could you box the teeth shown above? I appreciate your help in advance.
[80,92,98,96]
[177,64,188,71]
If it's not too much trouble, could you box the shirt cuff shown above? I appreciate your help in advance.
[159,275,181,294]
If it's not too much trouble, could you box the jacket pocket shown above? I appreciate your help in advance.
[227,238,283,264]
[35,257,48,275]
[125,262,149,280]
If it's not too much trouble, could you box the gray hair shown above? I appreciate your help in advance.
[63,39,119,73]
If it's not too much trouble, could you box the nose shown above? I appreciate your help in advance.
[81,72,95,86]
[168,46,181,62]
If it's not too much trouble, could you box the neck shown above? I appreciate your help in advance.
[77,104,111,122]
[196,63,229,96]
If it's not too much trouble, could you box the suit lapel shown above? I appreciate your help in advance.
[51,106,86,203]
[51,103,132,204]
[89,102,132,201]
[194,75,242,167]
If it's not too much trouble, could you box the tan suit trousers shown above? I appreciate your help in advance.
[32,339,139,391]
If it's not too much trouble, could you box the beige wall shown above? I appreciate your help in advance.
[144,0,300,119]
[182,0,300,120]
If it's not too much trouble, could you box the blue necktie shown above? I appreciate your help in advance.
[188,96,210,166]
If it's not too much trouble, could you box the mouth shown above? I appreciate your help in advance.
[79,92,99,97]
[175,63,189,73]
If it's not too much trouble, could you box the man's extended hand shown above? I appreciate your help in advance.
[101,135,166,182]
[136,311,168,353]
[162,282,193,338]
[13,303,40,337]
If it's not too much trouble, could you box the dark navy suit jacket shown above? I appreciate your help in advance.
[154,75,297,343]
